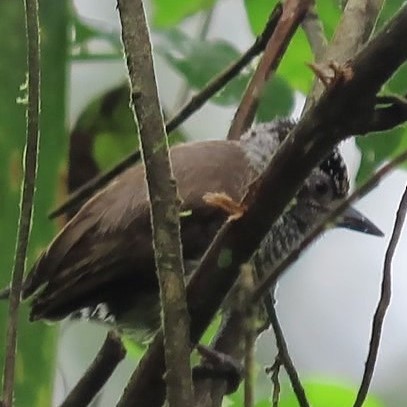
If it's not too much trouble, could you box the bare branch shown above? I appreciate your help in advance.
[242,265,255,407]
[227,0,313,140]
[352,185,407,407]
[304,0,385,111]
[117,0,193,405]
[1,0,40,405]
[301,2,328,61]
[48,3,283,220]
[59,331,125,407]
[266,289,309,407]
[265,355,282,407]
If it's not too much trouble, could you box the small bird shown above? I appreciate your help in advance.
[22,118,383,337]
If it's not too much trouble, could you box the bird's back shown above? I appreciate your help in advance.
[24,139,258,323]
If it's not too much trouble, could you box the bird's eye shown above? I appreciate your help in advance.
[314,181,329,195]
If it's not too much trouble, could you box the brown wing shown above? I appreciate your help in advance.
[25,140,257,321]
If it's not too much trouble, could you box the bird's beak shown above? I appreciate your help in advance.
[336,206,384,237]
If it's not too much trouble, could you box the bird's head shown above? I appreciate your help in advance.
[292,147,383,237]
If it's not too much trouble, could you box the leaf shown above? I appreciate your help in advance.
[158,29,243,105]
[279,381,384,407]
[69,11,122,60]
[256,75,294,121]
[315,0,341,39]
[151,0,216,28]
[244,0,276,35]
[158,29,295,112]
[356,125,407,184]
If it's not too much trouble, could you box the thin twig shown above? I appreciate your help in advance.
[352,185,407,407]
[1,0,40,406]
[242,265,255,407]
[252,148,407,302]
[254,256,309,407]
[304,0,385,111]
[48,3,283,220]
[227,0,312,140]
[265,355,282,407]
[59,331,126,407]
[117,0,194,406]
[172,7,215,111]
[267,289,309,407]
[301,2,328,61]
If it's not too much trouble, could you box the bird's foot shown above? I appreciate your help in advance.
[308,60,353,88]
[203,192,247,220]
[193,344,243,394]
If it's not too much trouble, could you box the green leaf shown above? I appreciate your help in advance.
[356,125,407,184]
[315,0,341,39]
[244,0,276,35]
[256,75,294,121]
[279,381,384,407]
[158,29,241,97]
[387,63,407,95]
[159,29,295,111]
[151,0,216,28]
[69,11,122,59]
[376,0,406,31]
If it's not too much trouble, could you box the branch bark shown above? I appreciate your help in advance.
[227,0,312,140]
[1,0,40,406]
[116,6,407,406]
[59,332,125,407]
[117,0,193,406]
[352,186,407,407]
[304,0,385,111]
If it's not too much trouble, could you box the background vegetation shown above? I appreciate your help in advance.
[0,0,406,406]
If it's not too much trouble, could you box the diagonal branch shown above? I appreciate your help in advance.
[304,0,385,111]
[266,289,309,407]
[301,2,327,61]
[1,0,41,406]
[352,185,407,407]
[59,331,125,407]
[227,0,313,140]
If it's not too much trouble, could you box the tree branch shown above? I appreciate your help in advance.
[304,0,385,111]
[1,0,40,406]
[117,0,193,406]
[47,3,283,220]
[352,186,407,407]
[266,289,309,407]
[116,6,407,406]
[227,0,313,140]
[59,331,125,407]
[301,2,327,61]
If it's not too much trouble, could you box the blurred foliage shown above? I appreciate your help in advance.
[1,0,406,406]
[156,28,294,118]
[226,380,385,406]
[0,1,69,406]
[151,0,216,27]
[278,381,384,407]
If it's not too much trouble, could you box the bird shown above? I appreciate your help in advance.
[22,118,383,338]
